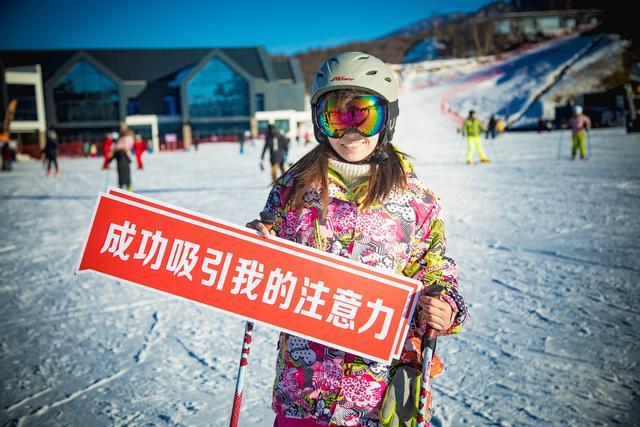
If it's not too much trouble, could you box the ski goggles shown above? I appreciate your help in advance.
[315,94,387,138]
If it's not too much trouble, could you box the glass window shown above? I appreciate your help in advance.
[164,95,177,115]
[192,122,249,141]
[128,124,152,140]
[565,18,577,29]
[275,120,289,133]
[522,18,535,34]
[53,59,119,122]
[255,93,265,111]
[127,98,140,115]
[495,20,511,34]
[537,17,560,31]
[7,84,38,121]
[187,57,249,117]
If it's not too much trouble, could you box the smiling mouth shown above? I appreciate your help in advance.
[341,141,366,148]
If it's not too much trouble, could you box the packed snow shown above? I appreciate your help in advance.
[2,67,640,427]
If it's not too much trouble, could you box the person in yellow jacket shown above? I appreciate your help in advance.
[462,110,490,165]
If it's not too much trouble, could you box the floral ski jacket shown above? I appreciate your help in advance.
[264,155,468,426]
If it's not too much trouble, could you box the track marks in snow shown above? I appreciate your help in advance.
[0,298,166,329]
[488,243,640,274]
[437,383,503,425]
[12,368,129,426]
[134,311,160,364]
[4,387,52,412]
[175,337,219,372]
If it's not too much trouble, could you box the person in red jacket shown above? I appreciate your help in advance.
[133,134,146,170]
[102,133,114,169]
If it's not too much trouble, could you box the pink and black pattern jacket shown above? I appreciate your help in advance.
[264,154,468,426]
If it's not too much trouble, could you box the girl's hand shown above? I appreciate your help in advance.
[418,295,454,331]
[245,219,276,238]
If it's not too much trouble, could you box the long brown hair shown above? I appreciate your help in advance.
[286,142,408,214]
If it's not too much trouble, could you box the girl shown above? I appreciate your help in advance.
[247,52,468,426]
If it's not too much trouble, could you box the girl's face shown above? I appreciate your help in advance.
[327,131,379,163]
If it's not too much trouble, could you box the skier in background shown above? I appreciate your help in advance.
[247,52,468,427]
[486,114,497,139]
[109,130,133,190]
[238,129,246,155]
[1,141,15,171]
[42,129,60,176]
[570,105,591,160]
[133,134,146,169]
[462,110,489,165]
[102,132,115,169]
[261,122,288,181]
[119,127,135,152]
[244,129,253,149]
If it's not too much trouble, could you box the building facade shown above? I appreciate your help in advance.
[0,47,305,153]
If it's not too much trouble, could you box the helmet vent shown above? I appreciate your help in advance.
[384,77,392,82]
[358,56,369,60]
[366,70,377,75]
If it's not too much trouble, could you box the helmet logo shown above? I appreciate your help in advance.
[331,76,353,81]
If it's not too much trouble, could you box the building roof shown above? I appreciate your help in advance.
[0,47,274,83]
[272,60,294,80]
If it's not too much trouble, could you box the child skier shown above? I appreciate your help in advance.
[570,105,591,160]
[247,52,468,426]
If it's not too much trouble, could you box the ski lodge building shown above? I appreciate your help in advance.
[0,47,307,155]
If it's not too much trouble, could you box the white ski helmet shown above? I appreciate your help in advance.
[310,52,400,151]
[574,105,583,114]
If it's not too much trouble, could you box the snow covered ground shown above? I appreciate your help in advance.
[2,81,640,426]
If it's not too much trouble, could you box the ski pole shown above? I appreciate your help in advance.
[417,284,445,427]
[229,211,275,427]
[586,130,592,160]
[229,321,254,427]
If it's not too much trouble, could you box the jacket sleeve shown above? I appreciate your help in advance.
[261,176,291,236]
[398,193,469,367]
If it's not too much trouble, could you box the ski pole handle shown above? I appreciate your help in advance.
[259,211,275,227]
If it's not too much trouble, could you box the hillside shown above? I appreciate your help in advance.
[273,1,635,92]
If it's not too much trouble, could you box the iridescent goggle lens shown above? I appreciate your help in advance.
[315,94,387,138]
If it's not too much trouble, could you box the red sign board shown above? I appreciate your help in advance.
[76,188,421,363]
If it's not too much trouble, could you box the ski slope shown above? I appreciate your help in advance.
[403,34,628,128]
[1,83,640,426]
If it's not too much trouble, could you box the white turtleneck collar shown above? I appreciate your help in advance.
[328,158,371,189]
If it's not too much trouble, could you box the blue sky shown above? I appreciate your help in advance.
[3,0,491,54]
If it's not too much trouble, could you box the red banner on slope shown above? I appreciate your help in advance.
[76,189,421,363]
